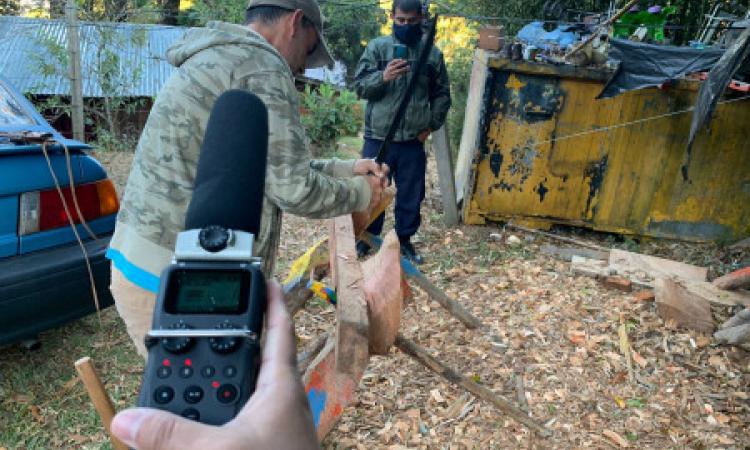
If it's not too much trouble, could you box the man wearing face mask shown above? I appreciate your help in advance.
[107,0,389,358]
[353,0,451,264]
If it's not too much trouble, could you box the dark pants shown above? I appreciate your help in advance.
[363,138,426,240]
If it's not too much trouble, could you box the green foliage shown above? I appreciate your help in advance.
[25,13,149,151]
[300,83,362,152]
[319,0,386,78]
[0,0,20,15]
[185,0,246,25]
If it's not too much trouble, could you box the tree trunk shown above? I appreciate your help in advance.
[161,0,180,25]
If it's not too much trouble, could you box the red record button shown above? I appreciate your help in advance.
[216,384,238,404]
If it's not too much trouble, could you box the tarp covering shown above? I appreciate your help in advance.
[598,39,725,98]
[687,26,750,150]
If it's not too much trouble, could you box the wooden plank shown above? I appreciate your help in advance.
[455,49,489,204]
[432,126,459,226]
[362,231,403,355]
[328,215,369,375]
[655,278,715,333]
[681,280,750,307]
[571,255,610,279]
[609,249,708,286]
[303,337,363,441]
[395,335,551,437]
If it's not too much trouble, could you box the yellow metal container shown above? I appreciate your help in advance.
[463,57,750,242]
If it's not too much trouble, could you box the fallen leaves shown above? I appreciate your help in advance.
[603,429,630,447]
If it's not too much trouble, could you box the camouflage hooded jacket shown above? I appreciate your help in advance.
[107,21,371,290]
[353,34,451,142]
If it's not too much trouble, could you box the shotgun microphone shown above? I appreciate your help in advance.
[137,90,270,426]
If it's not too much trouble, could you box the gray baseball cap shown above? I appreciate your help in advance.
[246,0,335,68]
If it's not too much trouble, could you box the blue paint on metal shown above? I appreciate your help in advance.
[307,388,327,429]
[20,215,115,254]
[0,197,18,258]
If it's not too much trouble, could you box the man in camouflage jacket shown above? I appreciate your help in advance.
[107,0,387,357]
[353,0,450,264]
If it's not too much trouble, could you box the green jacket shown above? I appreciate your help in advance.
[353,34,451,142]
[108,22,370,284]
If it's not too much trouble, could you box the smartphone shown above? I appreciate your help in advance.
[393,44,408,60]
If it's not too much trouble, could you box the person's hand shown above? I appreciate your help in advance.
[353,158,390,188]
[417,128,432,143]
[383,59,409,82]
[363,172,385,211]
[110,281,320,450]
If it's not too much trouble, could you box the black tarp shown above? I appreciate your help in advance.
[687,26,750,150]
[598,39,725,99]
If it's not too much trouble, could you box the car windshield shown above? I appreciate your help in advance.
[0,82,37,127]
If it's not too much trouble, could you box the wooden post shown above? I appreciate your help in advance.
[432,126,459,226]
[455,49,489,207]
[65,0,85,141]
[74,357,128,450]
[328,215,369,375]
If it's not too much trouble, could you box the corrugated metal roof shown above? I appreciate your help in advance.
[0,15,187,97]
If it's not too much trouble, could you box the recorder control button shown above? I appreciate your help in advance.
[223,365,237,378]
[184,385,204,404]
[179,366,194,378]
[201,365,216,378]
[181,408,200,421]
[209,322,240,354]
[162,321,194,354]
[216,384,239,404]
[154,386,174,404]
[157,366,172,378]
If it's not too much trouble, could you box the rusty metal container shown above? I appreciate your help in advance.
[462,56,750,242]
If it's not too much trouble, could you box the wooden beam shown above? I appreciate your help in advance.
[328,215,369,375]
[455,49,489,205]
[432,126,459,226]
[655,278,715,333]
[395,335,551,437]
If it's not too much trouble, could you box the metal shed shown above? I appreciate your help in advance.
[456,51,750,242]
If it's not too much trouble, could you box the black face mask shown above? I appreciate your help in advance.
[393,23,423,46]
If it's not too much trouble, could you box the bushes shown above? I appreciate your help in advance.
[300,83,363,152]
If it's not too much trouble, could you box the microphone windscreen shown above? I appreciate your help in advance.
[184,89,269,235]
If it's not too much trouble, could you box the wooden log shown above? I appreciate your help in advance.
[360,233,482,330]
[74,357,128,450]
[395,335,551,437]
[655,278,715,333]
[680,281,750,307]
[362,231,403,355]
[609,249,708,285]
[713,267,750,291]
[432,126,459,227]
[328,215,370,375]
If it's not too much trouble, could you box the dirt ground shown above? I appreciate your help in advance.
[93,147,749,449]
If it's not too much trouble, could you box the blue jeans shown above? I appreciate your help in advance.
[362,138,426,239]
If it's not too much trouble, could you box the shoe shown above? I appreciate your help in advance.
[356,241,372,258]
[400,241,423,265]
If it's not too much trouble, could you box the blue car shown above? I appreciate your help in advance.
[0,77,119,348]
